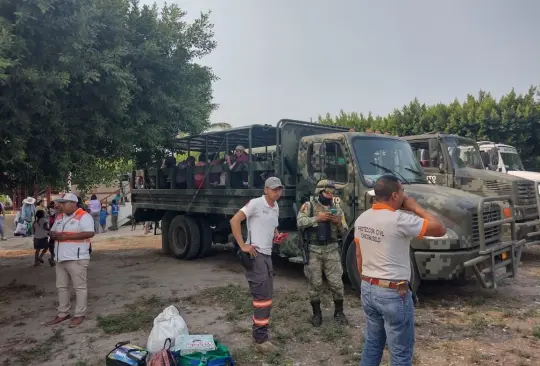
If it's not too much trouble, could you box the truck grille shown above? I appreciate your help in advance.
[516,181,536,206]
[471,205,502,245]
[485,180,512,193]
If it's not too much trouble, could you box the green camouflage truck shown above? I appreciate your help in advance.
[403,133,540,247]
[131,120,524,292]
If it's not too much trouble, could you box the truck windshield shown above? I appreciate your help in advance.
[352,136,427,187]
[444,136,484,170]
[500,152,525,171]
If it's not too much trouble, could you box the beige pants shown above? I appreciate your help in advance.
[56,259,89,317]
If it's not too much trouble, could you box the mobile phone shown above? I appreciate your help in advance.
[330,208,338,215]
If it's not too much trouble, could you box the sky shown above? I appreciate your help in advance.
[142,0,539,127]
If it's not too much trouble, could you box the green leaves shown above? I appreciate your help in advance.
[0,0,216,190]
[319,86,540,171]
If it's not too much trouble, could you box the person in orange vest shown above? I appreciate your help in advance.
[45,193,95,327]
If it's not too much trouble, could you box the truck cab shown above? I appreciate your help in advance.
[404,133,540,247]
[132,121,524,292]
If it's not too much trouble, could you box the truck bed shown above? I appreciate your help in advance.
[132,188,297,218]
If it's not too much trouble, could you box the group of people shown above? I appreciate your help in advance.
[230,175,446,365]
[157,145,254,189]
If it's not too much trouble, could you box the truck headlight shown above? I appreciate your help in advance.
[537,183,540,195]
[424,228,459,240]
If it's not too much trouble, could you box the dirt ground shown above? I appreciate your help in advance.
[1,228,540,366]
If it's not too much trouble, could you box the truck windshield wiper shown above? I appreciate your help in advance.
[369,162,410,184]
[404,166,423,177]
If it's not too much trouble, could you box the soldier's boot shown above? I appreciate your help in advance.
[333,299,349,325]
[310,300,322,327]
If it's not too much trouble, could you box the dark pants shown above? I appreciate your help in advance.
[112,215,118,230]
[48,237,55,258]
[244,253,274,343]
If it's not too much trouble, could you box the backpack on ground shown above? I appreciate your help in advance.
[105,341,148,366]
[176,340,234,366]
[148,339,177,366]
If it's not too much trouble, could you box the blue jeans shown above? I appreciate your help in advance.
[360,280,415,366]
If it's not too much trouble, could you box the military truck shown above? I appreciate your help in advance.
[131,120,524,292]
[403,133,540,247]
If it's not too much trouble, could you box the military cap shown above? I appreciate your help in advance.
[314,179,345,194]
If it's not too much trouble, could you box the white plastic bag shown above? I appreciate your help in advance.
[146,305,189,354]
[14,222,27,235]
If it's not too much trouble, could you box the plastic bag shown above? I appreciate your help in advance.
[147,305,189,354]
[14,222,27,236]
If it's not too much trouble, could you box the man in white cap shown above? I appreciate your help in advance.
[45,193,95,327]
[230,177,286,353]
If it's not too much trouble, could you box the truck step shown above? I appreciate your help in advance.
[288,256,304,264]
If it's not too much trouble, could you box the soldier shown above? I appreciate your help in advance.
[297,179,349,327]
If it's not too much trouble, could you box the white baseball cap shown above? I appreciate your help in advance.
[55,192,79,203]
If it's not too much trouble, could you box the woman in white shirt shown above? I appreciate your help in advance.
[87,194,101,233]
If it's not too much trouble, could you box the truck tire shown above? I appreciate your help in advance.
[345,241,362,294]
[161,211,177,255]
[168,215,201,260]
[197,218,213,258]
[410,252,421,293]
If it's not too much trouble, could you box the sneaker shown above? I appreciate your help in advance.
[254,340,278,354]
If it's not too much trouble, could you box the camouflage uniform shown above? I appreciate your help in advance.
[297,180,349,327]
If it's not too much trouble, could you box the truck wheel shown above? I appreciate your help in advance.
[168,216,201,259]
[197,218,213,258]
[410,253,421,293]
[161,211,177,255]
[345,241,362,294]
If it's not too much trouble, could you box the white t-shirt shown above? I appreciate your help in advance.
[240,195,279,255]
[354,203,427,281]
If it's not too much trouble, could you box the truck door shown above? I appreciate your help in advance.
[408,138,450,187]
[297,137,356,223]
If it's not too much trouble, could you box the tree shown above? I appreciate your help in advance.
[0,0,217,191]
[319,86,540,170]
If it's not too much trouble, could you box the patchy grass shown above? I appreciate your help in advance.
[182,284,359,363]
[97,295,166,334]
[3,329,64,365]
[532,325,540,339]
[0,280,44,304]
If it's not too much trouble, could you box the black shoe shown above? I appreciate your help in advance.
[333,299,349,325]
[310,300,322,327]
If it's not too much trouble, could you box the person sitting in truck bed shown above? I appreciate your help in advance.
[176,156,195,188]
[226,146,250,188]
[194,154,207,189]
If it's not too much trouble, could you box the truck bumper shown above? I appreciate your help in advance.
[415,249,483,281]
[415,239,525,289]
[516,220,540,247]
[502,220,540,247]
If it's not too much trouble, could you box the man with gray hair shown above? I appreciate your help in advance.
[230,177,287,353]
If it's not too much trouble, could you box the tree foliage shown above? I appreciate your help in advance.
[0,0,217,191]
[318,87,540,171]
